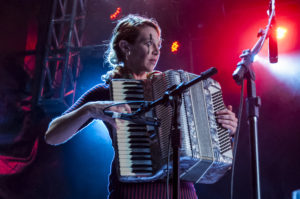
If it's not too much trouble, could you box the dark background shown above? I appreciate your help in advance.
[1,0,300,198]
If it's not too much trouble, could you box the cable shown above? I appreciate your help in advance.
[230,80,245,199]
[102,101,145,113]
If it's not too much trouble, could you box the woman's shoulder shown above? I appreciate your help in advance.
[78,83,110,102]
[85,83,109,93]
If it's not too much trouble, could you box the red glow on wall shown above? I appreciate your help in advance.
[171,41,180,54]
[24,19,38,78]
[110,7,121,20]
[0,138,39,175]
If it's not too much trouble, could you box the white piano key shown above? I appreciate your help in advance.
[119,160,152,166]
[117,145,150,151]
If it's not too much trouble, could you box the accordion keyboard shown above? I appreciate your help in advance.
[111,80,154,177]
[115,121,153,176]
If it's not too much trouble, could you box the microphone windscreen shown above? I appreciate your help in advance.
[269,20,278,63]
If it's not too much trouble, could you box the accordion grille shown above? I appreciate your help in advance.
[212,91,232,154]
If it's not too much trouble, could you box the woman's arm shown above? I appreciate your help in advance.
[44,101,117,145]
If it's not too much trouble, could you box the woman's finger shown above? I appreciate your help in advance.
[124,104,132,113]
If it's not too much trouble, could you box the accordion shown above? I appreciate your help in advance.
[109,70,233,184]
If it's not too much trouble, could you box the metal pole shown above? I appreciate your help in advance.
[60,0,78,99]
[246,79,261,199]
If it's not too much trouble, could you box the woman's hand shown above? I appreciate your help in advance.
[85,101,131,128]
[216,105,238,137]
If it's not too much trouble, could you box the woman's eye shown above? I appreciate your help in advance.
[145,41,153,46]
[145,41,161,50]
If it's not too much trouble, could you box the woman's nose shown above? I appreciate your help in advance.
[152,44,160,55]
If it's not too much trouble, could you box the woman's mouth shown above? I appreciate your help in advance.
[149,59,157,64]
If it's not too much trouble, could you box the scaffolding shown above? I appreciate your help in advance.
[37,0,87,111]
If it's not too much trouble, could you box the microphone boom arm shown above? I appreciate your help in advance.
[232,0,276,85]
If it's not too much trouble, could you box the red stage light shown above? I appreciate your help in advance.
[110,7,121,20]
[171,41,180,53]
[276,27,287,39]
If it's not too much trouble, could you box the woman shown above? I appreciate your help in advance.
[45,14,238,199]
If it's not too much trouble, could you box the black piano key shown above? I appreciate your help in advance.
[129,139,149,144]
[128,135,148,139]
[126,123,146,127]
[124,97,144,101]
[127,143,150,148]
[124,90,144,95]
[130,151,151,155]
[127,128,147,132]
[123,86,143,90]
[131,156,151,160]
[132,164,152,168]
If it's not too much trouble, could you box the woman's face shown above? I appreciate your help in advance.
[126,26,161,74]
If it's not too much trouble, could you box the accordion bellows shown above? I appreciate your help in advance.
[110,70,232,184]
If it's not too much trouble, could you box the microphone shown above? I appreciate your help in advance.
[269,2,278,63]
[104,111,160,126]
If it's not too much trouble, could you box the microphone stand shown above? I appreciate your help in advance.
[134,67,218,199]
[232,1,275,198]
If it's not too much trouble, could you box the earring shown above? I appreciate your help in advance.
[126,51,131,61]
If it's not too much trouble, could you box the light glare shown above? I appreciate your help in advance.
[255,54,300,90]
[110,7,121,20]
[277,27,287,39]
[171,41,180,53]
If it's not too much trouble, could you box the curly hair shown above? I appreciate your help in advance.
[102,14,161,83]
